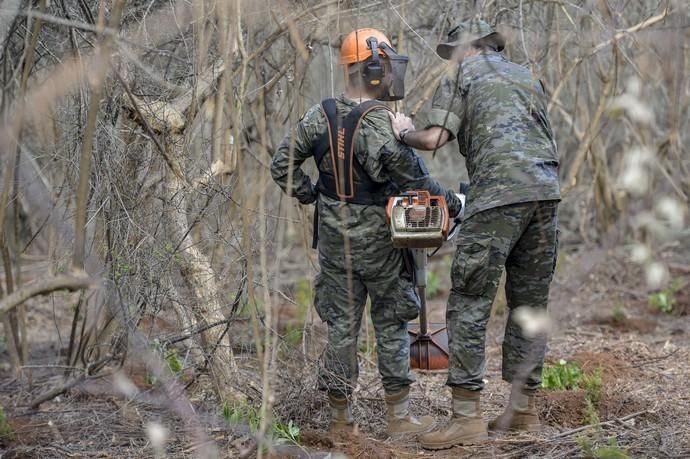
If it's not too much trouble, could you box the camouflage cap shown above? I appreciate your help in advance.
[436,18,506,60]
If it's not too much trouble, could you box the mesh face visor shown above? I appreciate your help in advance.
[379,42,409,101]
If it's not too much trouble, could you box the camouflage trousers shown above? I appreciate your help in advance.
[314,197,419,398]
[447,200,559,391]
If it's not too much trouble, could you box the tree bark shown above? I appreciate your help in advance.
[122,60,245,403]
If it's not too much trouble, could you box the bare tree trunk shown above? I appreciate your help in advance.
[122,60,245,402]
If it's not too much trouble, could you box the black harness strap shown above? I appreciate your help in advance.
[311,98,391,249]
[314,98,390,205]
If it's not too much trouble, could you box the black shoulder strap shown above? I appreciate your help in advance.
[313,98,337,167]
[320,99,389,200]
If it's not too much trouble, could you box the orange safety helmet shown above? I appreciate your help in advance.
[339,28,392,65]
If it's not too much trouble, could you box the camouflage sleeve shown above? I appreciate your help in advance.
[270,105,322,205]
[360,110,462,217]
[426,72,462,141]
[381,143,462,217]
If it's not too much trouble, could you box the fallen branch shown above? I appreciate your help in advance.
[0,274,96,318]
[550,410,649,439]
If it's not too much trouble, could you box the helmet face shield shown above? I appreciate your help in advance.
[378,42,409,101]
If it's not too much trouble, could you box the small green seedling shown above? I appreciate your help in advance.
[648,291,674,313]
[0,406,14,443]
[578,435,629,458]
[542,359,583,390]
[611,305,626,322]
[648,279,683,314]
[166,349,183,374]
[583,369,603,406]
[273,420,300,444]
[222,402,301,445]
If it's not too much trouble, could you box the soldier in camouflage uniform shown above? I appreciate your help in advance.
[389,19,560,448]
[271,28,462,437]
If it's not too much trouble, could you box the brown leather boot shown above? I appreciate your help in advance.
[489,388,541,432]
[328,394,356,433]
[385,387,435,438]
[420,388,488,450]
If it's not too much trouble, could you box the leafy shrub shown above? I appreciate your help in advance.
[542,359,583,390]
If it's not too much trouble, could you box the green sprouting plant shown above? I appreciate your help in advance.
[426,270,442,298]
[112,256,131,282]
[578,435,629,459]
[612,304,626,322]
[166,348,183,374]
[583,398,601,426]
[273,420,300,445]
[222,402,300,445]
[648,291,674,313]
[595,437,630,459]
[583,369,603,406]
[294,279,312,317]
[578,435,596,458]
[582,368,604,425]
[222,401,261,432]
[0,406,14,443]
[648,279,683,314]
[145,372,158,386]
[541,359,583,390]
[283,279,314,348]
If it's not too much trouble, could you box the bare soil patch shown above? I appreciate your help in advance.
[296,431,394,459]
[590,315,658,333]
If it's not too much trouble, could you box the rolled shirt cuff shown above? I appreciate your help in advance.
[426,108,461,141]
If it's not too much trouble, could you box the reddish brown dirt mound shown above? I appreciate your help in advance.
[570,351,636,383]
[593,315,658,333]
[293,430,394,459]
[3,415,52,448]
[539,351,645,427]
[538,386,646,428]
[671,287,690,316]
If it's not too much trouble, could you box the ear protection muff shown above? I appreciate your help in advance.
[363,37,384,86]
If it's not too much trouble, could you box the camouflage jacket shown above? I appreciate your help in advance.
[271,95,462,216]
[427,51,561,218]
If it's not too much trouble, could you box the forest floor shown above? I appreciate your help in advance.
[1,239,689,458]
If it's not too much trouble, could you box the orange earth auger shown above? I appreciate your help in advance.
[387,190,464,371]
